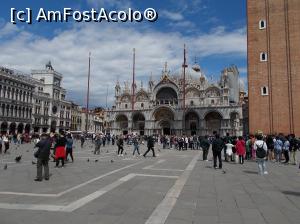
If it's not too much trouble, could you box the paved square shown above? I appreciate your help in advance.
[0,141,299,224]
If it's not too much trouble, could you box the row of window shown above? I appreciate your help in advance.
[0,78,33,90]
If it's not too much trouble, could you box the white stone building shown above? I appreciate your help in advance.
[107,63,244,137]
[31,62,72,133]
[0,67,34,134]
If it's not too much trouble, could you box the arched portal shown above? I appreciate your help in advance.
[156,87,178,105]
[17,123,24,134]
[9,122,17,134]
[132,113,145,136]
[116,114,128,135]
[153,107,175,135]
[204,111,222,135]
[1,122,8,134]
[185,111,199,136]
[25,124,31,134]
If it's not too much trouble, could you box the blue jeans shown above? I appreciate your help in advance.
[133,145,140,155]
[275,150,282,162]
[257,158,267,175]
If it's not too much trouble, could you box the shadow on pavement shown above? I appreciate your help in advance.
[282,191,300,197]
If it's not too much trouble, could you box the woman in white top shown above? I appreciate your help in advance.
[254,135,268,175]
[3,134,9,154]
[225,142,234,162]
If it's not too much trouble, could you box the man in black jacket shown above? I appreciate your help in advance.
[212,134,225,169]
[34,134,51,181]
[143,135,156,157]
[201,135,210,161]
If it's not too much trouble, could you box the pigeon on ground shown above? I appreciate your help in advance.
[222,170,226,174]
[15,155,22,163]
[124,152,127,155]
[87,159,90,162]
[4,164,8,170]
[95,159,98,162]
[110,159,114,163]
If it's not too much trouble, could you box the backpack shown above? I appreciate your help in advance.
[256,143,266,158]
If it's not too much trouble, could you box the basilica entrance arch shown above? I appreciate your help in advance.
[116,114,128,135]
[185,111,200,136]
[132,113,145,136]
[204,111,223,135]
[153,107,175,135]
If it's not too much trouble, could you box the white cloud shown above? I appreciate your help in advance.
[160,10,184,21]
[0,22,246,107]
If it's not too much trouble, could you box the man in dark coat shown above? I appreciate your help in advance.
[201,135,210,161]
[143,135,156,157]
[34,134,51,181]
[212,134,225,169]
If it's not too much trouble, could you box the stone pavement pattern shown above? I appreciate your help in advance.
[0,141,299,224]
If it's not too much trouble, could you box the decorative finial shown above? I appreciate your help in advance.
[164,62,168,73]
[141,80,143,89]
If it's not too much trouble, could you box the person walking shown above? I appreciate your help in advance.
[117,136,124,156]
[225,141,234,162]
[3,134,9,154]
[254,134,268,175]
[245,136,253,160]
[283,137,290,164]
[132,136,140,156]
[212,134,224,169]
[80,134,85,148]
[65,134,74,162]
[55,132,67,168]
[236,136,246,164]
[34,134,51,181]
[290,134,299,165]
[274,136,283,162]
[201,135,210,161]
[94,134,102,155]
[143,135,156,157]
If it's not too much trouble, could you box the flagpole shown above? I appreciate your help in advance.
[85,52,91,133]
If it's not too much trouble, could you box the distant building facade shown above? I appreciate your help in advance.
[248,0,300,135]
[107,63,245,137]
[0,67,34,134]
[0,62,73,134]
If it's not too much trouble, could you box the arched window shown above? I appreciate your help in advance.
[261,86,269,96]
[260,52,267,62]
[141,103,144,108]
[125,104,128,109]
[259,20,266,29]
[190,100,194,106]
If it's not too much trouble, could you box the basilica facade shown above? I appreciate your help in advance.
[107,63,245,137]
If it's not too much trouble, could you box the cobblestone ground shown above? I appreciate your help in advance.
[0,141,299,224]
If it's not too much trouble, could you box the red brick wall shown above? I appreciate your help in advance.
[247,0,300,136]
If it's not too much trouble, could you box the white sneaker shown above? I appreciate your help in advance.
[121,154,124,157]
[263,171,268,175]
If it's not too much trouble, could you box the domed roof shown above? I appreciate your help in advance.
[172,65,207,80]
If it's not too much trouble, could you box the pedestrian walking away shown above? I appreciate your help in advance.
[254,134,268,175]
[143,135,156,157]
[66,134,74,162]
[34,134,51,181]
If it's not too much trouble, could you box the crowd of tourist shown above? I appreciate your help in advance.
[1,130,299,182]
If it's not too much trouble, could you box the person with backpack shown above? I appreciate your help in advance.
[254,134,268,175]
[274,136,283,162]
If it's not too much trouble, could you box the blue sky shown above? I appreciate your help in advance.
[0,0,247,107]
